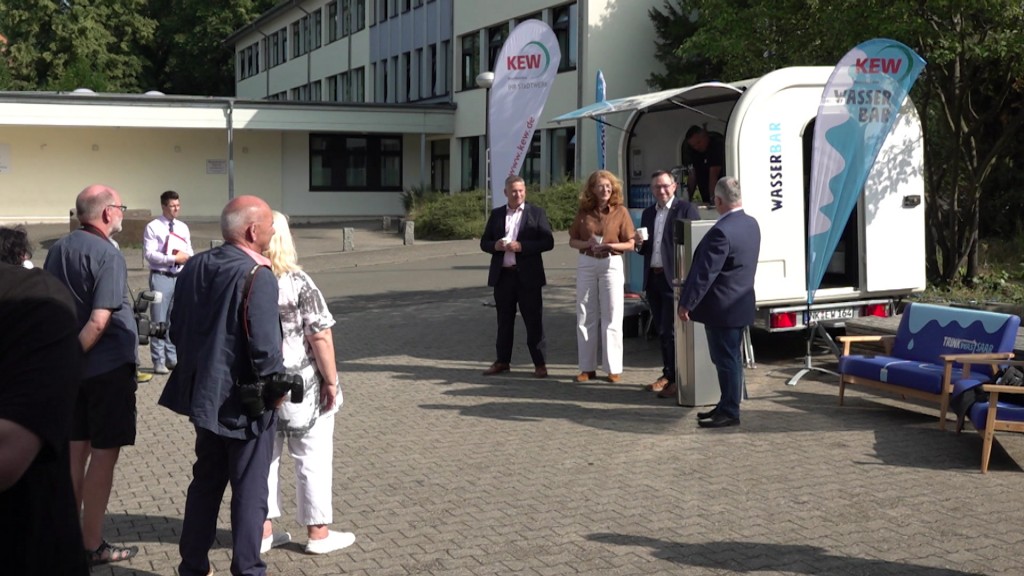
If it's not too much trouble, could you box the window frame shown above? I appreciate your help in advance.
[309,133,404,192]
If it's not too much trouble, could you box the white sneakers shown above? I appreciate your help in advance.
[305,530,356,555]
[261,529,356,555]
[260,531,291,553]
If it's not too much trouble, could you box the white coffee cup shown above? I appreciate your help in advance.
[593,234,604,245]
[500,236,513,245]
[638,227,649,241]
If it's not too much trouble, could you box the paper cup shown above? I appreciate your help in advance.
[593,234,604,244]
[638,227,649,241]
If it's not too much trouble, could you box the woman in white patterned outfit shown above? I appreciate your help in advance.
[261,211,356,555]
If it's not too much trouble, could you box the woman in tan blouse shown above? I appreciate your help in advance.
[568,170,636,382]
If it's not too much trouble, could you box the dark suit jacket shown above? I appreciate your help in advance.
[678,209,761,328]
[637,198,701,290]
[480,202,554,288]
[159,243,285,439]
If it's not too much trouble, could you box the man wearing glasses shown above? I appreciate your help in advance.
[44,185,140,566]
[143,190,193,375]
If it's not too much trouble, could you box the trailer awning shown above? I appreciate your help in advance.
[550,82,746,124]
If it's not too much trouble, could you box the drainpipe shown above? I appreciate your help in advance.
[227,99,235,199]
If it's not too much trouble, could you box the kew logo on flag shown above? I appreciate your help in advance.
[505,41,552,80]
[854,58,902,75]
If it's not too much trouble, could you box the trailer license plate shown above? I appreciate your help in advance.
[808,307,857,322]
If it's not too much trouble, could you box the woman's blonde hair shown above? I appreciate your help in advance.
[578,169,624,211]
[266,210,302,277]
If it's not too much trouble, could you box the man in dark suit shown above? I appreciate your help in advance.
[480,175,555,378]
[633,170,700,397]
[678,177,761,428]
[159,196,286,576]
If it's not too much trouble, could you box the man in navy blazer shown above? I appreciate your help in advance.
[633,170,700,397]
[159,196,285,576]
[678,177,761,428]
[480,176,555,378]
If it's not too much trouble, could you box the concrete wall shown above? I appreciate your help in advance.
[0,125,282,221]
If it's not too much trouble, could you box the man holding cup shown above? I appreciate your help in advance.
[480,176,555,378]
[634,170,700,396]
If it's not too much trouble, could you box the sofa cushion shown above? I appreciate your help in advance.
[893,303,1020,365]
[967,400,1024,431]
[840,355,991,395]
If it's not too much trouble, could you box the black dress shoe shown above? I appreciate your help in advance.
[482,362,510,376]
[698,414,740,428]
[697,407,718,420]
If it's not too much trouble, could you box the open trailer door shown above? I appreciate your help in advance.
[862,99,927,295]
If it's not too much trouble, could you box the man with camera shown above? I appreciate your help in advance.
[143,190,193,375]
[43,184,140,566]
[159,195,289,576]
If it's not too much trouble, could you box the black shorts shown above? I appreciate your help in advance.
[71,363,138,448]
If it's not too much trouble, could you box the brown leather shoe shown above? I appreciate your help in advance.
[482,362,510,376]
[607,374,622,383]
[657,382,678,398]
[575,371,597,382]
[644,377,670,392]
[534,365,548,378]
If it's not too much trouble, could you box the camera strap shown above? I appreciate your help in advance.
[240,263,273,382]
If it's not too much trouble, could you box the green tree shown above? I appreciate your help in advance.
[648,0,1024,285]
[0,0,155,92]
[145,0,277,95]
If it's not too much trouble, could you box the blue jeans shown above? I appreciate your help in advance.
[149,272,177,367]
[705,325,745,419]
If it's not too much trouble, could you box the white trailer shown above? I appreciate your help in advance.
[552,66,926,331]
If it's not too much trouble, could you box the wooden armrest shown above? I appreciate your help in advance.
[837,334,895,356]
[940,352,1015,363]
[981,384,1024,395]
[836,335,894,343]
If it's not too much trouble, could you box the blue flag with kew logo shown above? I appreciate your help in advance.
[806,39,925,304]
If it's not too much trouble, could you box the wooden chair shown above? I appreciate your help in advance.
[956,360,1024,473]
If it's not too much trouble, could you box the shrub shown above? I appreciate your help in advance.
[411,181,583,240]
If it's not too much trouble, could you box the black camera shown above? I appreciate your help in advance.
[238,372,304,419]
[134,290,168,345]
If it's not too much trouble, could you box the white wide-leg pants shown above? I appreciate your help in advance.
[267,412,336,527]
[576,253,625,374]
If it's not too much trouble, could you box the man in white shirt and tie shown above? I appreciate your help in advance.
[143,190,193,375]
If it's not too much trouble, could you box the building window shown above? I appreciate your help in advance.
[238,42,260,80]
[327,75,338,100]
[428,44,437,97]
[403,51,412,102]
[377,0,388,22]
[401,0,411,12]
[355,0,366,31]
[461,33,479,91]
[549,127,576,182]
[339,0,350,36]
[431,139,450,191]
[442,40,452,95]
[461,136,480,190]
[311,80,322,101]
[352,66,365,102]
[522,132,541,186]
[553,3,578,71]
[310,134,403,191]
[269,28,287,67]
[518,12,541,24]
[487,23,507,72]
[413,0,423,6]
[312,9,323,49]
[328,1,339,41]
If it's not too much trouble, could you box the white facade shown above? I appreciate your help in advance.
[0,0,665,221]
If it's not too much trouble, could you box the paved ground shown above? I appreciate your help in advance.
[21,222,1024,575]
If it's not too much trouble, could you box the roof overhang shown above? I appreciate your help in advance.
[0,92,456,134]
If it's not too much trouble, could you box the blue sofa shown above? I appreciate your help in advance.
[952,371,1024,473]
[837,302,1020,430]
